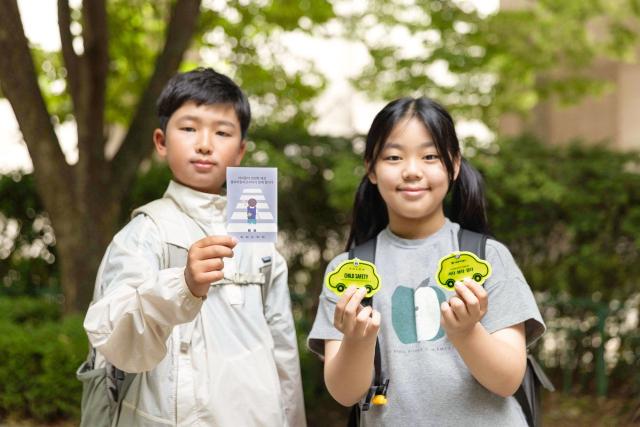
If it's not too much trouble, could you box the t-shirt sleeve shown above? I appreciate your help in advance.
[480,240,546,347]
[307,252,350,356]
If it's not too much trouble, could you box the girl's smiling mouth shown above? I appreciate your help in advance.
[398,187,429,197]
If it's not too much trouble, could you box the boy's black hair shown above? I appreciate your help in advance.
[157,67,251,140]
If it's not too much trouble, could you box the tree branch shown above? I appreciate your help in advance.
[57,0,81,105]
[75,0,109,159]
[112,0,202,190]
[0,0,74,198]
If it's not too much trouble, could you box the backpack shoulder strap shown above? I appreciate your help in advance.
[348,237,388,413]
[349,237,376,265]
[457,228,551,427]
[457,228,488,259]
[132,198,193,251]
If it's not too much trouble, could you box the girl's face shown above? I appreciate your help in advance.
[368,116,458,225]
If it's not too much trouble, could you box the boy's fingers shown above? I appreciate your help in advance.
[196,245,235,260]
[198,258,224,272]
[195,235,238,249]
[194,270,224,285]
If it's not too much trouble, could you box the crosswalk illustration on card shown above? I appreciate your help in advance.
[226,167,278,242]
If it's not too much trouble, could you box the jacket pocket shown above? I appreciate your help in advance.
[77,361,113,427]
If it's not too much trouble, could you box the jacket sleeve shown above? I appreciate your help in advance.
[83,215,204,373]
[263,249,307,427]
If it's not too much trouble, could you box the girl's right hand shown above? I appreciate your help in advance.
[333,285,381,343]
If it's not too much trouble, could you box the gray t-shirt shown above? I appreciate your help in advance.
[308,219,545,427]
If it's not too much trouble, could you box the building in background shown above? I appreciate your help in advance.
[499,0,640,150]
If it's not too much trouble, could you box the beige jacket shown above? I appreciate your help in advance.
[84,181,306,427]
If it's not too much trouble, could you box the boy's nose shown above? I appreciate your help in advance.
[196,139,213,154]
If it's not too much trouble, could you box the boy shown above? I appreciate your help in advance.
[83,68,306,426]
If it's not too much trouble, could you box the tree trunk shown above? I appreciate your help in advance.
[0,0,202,313]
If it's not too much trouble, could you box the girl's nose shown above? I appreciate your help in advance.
[402,160,423,180]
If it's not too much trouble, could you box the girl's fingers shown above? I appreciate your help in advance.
[464,279,489,312]
[367,310,381,335]
[441,302,458,327]
[449,295,468,321]
[354,306,373,335]
[455,281,480,318]
[334,285,358,327]
[344,287,368,325]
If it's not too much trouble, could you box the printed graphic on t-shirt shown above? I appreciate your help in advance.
[391,278,446,344]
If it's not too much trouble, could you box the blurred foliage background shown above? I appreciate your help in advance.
[1,0,640,425]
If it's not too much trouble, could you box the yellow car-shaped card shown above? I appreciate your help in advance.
[436,251,492,290]
[325,259,381,298]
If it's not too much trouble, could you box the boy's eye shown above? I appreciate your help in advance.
[181,127,195,132]
[217,131,231,137]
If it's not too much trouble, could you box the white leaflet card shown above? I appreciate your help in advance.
[226,167,277,243]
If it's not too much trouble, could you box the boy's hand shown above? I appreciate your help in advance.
[185,236,238,297]
[334,285,381,343]
[441,278,488,336]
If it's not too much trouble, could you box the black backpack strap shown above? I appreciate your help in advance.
[514,383,535,427]
[457,228,488,259]
[349,237,376,265]
[458,228,552,427]
[347,238,389,416]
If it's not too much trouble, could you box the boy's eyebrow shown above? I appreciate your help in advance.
[383,141,434,149]
[174,114,237,128]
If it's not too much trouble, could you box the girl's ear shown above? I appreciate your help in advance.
[453,154,461,181]
[153,129,168,158]
[365,160,378,185]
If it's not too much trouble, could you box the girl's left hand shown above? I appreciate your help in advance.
[440,278,488,336]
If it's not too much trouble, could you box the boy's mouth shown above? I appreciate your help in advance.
[192,159,215,170]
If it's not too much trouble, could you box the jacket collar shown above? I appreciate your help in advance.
[163,180,227,225]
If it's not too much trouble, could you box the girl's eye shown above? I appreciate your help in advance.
[424,154,439,161]
[385,155,401,161]
[181,127,195,132]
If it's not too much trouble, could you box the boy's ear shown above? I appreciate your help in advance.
[234,139,247,166]
[153,129,168,158]
[365,160,377,185]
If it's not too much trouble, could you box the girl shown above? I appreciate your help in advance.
[308,97,545,426]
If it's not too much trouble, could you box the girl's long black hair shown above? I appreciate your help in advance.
[346,97,490,249]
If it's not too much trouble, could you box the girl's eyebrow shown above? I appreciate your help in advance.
[383,141,435,149]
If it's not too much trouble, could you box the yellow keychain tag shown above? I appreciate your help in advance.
[436,251,492,290]
[325,259,382,298]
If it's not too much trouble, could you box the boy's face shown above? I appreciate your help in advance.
[153,101,246,194]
